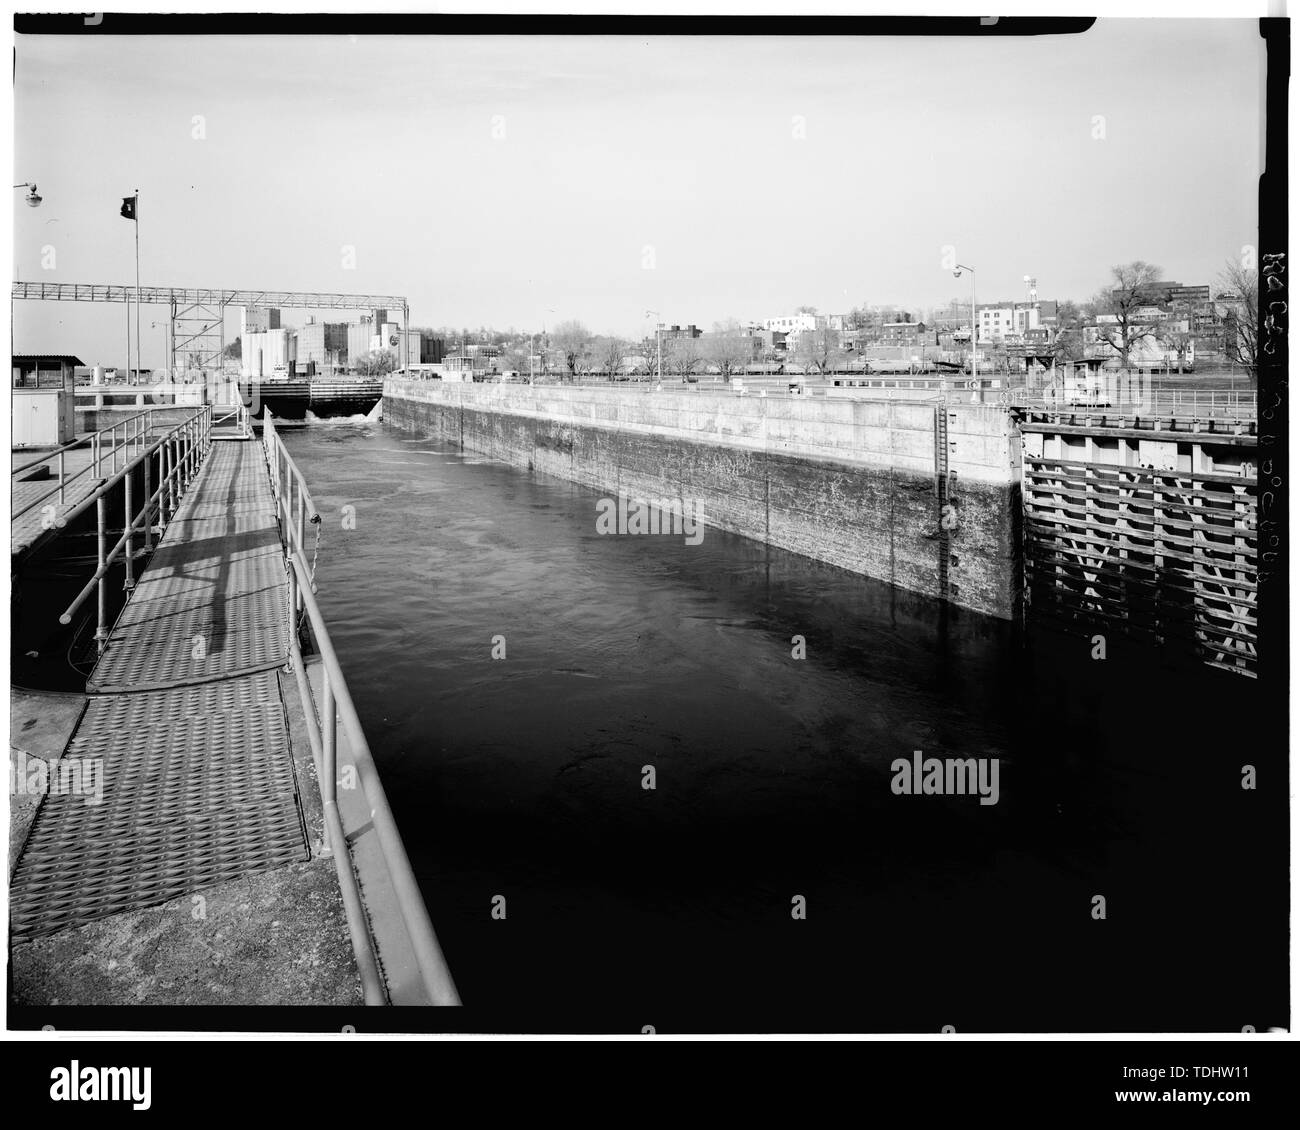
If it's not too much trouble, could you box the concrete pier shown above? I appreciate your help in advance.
[383,379,1024,619]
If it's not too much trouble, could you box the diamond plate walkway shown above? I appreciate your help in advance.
[10,440,310,942]
[87,442,289,693]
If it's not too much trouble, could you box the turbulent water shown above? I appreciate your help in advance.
[281,418,1278,1033]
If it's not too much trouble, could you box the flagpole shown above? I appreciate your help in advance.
[134,188,142,384]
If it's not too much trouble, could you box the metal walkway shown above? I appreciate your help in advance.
[87,442,289,693]
[10,438,309,941]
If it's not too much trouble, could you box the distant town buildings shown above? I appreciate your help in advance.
[1113,281,1211,306]
[764,314,817,335]
[240,272,1244,384]
[880,321,935,347]
[238,306,434,377]
[977,302,1041,344]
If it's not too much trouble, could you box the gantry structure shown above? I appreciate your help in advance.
[11,281,412,373]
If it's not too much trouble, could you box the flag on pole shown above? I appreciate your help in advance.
[120,195,137,221]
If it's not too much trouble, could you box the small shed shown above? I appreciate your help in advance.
[12,355,82,446]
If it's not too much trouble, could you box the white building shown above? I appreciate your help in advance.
[764,314,818,335]
[977,302,1041,343]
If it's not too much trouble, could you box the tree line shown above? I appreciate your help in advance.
[416,256,1265,379]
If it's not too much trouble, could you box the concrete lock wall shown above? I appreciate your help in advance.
[383,380,1022,619]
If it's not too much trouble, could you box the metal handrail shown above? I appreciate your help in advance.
[12,410,156,520]
[212,402,251,438]
[10,409,153,476]
[261,412,460,1007]
[56,407,212,648]
[1001,387,1259,418]
[263,414,319,560]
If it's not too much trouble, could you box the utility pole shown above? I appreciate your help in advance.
[134,188,142,383]
[954,264,977,382]
[645,309,662,384]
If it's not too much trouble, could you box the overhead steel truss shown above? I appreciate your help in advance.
[12,281,412,375]
[12,281,408,310]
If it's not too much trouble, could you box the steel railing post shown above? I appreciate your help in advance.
[166,440,176,517]
[296,487,306,588]
[322,673,338,816]
[143,443,153,550]
[96,495,108,654]
[58,450,65,505]
[286,548,298,647]
[124,468,135,590]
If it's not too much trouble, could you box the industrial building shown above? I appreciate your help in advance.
[238,306,428,377]
[297,318,350,372]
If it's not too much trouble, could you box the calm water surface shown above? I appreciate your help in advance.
[282,418,1279,1032]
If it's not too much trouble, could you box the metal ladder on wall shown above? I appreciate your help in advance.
[935,400,956,604]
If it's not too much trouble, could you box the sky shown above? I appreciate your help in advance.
[13,20,1265,368]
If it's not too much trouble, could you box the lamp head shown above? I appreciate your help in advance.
[953,269,963,279]
[25,185,41,207]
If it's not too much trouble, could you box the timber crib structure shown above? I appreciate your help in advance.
[1018,410,1258,677]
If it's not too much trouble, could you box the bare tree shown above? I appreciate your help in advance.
[791,324,845,374]
[1043,299,1087,363]
[354,350,396,377]
[702,331,754,382]
[663,335,702,381]
[592,335,628,380]
[500,343,531,376]
[1090,260,1163,369]
[1158,302,1197,374]
[1216,259,1260,380]
[550,320,592,378]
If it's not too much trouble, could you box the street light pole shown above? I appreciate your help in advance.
[134,188,142,385]
[13,182,41,207]
[645,310,662,384]
[12,182,42,366]
[954,264,977,380]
